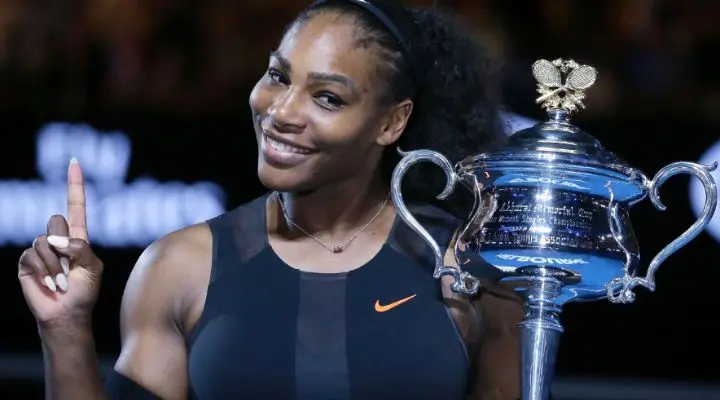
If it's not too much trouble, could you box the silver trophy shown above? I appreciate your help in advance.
[390,58,718,400]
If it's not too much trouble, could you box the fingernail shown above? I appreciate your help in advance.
[70,157,78,165]
[55,273,68,292]
[60,257,70,275]
[43,276,57,292]
[47,235,70,249]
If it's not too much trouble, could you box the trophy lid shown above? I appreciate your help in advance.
[465,58,648,201]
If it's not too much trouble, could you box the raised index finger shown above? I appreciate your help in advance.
[67,158,89,242]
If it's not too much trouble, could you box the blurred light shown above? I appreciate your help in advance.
[0,123,226,247]
[689,139,720,244]
[536,189,553,201]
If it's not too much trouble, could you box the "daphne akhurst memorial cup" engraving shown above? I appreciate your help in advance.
[390,58,718,400]
[479,185,637,293]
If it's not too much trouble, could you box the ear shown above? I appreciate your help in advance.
[375,99,413,147]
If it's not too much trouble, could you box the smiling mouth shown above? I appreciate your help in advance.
[263,134,313,155]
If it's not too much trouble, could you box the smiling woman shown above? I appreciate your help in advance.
[18,1,523,400]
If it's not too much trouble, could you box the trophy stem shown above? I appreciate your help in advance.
[519,273,564,400]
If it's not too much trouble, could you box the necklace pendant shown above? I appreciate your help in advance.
[332,245,344,253]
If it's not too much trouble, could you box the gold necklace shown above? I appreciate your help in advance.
[275,191,390,253]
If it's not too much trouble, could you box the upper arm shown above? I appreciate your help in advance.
[439,226,523,399]
[471,282,524,400]
[113,224,212,400]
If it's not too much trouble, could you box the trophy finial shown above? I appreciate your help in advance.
[532,58,597,114]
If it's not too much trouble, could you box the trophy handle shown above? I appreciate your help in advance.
[390,148,480,295]
[607,161,718,303]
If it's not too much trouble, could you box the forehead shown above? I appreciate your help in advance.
[279,12,376,84]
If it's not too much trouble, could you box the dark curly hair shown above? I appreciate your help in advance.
[292,0,506,216]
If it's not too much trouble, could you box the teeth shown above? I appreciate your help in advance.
[266,136,311,154]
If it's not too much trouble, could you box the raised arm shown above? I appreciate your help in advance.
[19,160,212,400]
[38,226,211,400]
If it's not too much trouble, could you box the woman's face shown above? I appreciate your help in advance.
[249,11,410,193]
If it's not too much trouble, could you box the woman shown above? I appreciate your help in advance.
[18,0,523,399]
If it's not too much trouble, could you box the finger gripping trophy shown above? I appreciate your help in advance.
[391,58,718,400]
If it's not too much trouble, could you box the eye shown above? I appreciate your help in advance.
[314,92,346,111]
[267,68,289,85]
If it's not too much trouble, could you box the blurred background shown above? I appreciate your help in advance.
[0,0,719,398]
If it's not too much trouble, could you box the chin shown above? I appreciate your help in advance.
[257,161,309,193]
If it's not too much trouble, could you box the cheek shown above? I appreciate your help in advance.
[315,126,378,169]
[314,113,379,149]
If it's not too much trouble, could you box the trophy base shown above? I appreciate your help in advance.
[516,266,568,400]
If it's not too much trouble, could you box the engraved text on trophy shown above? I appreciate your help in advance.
[478,188,633,259]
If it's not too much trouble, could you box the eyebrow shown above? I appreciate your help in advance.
[308,72,358,93]
[270,50,359,93]
[270,51,291,72]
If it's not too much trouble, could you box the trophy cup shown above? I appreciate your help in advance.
[390,58,718,400]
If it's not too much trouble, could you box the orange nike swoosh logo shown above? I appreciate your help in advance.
[374,294,417,312]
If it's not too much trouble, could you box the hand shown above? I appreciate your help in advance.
[18,159,104,329]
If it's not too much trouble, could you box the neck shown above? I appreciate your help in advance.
[275,172,391,241]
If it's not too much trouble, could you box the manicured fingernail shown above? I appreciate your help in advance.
[60,257,70,275]
[47,235,69,249]
[55,273,68,292]
[43,276,57,292]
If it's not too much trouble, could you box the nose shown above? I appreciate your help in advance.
[266,88,305,134]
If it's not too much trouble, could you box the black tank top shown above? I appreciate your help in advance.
[187,194,471,399]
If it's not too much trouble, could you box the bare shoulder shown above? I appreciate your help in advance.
[122,222,213,327]
[135,223,213,272]
[114,223,214,399]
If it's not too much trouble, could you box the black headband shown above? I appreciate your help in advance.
[308,0,425,89]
